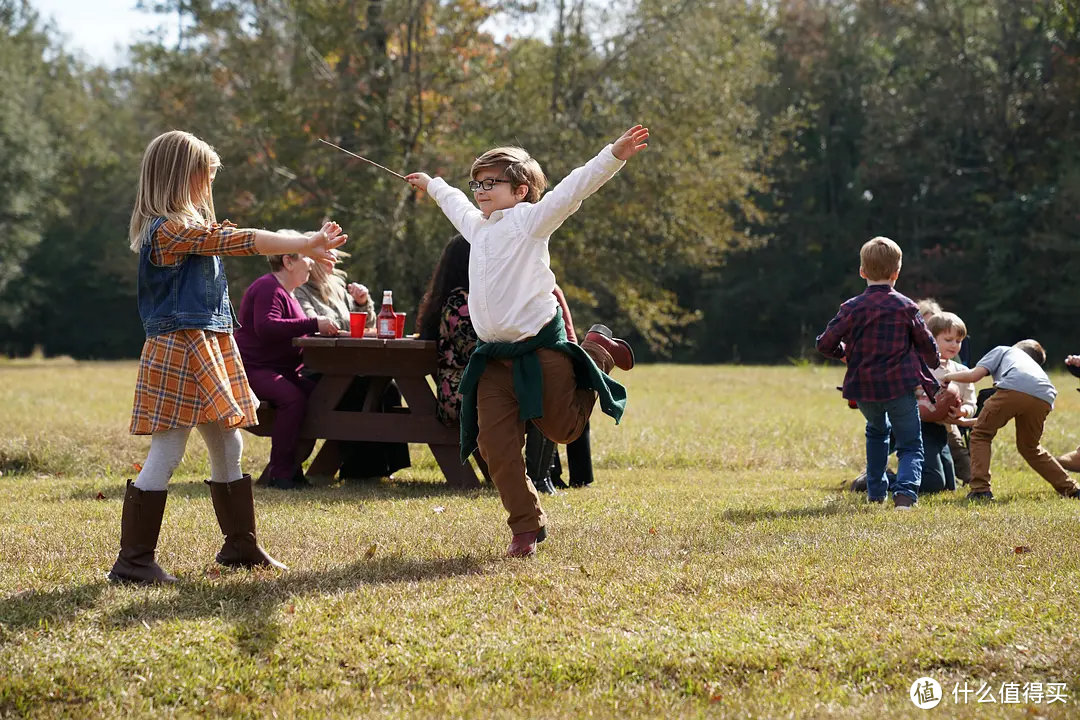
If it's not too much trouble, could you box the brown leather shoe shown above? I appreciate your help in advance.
[506,526,547,558]
[583,324,634,372]
[107,480,178,584]
[207,476,287,570]
[893,494,916,509]
[1057,450,1080,472]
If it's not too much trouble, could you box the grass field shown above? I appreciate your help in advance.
[1,361,1078,718]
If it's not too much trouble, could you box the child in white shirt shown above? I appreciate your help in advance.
[405,125,649,557]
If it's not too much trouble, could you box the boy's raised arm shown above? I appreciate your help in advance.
[522,125,649,240]
[406,171,485,241]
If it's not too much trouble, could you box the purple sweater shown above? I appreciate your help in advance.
[235,273,319,372]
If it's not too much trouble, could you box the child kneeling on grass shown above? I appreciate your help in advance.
[943,340,1080,501]
[405,125,649,557]
[816,236,940,509]
[918,312,977,494]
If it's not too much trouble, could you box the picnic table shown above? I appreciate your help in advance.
[246,335,481,489]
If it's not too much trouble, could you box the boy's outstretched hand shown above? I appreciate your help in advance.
[306,221,347,272]
[612,125,650,161]
[405,172,432,192]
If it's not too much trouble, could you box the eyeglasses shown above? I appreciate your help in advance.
[468,178,511,192]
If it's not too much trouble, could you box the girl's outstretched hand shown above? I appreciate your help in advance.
[612,125,650,161]
[405,172,432,192]
[307,221,347,272]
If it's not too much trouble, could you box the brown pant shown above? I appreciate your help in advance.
[476,350,598,534]
[969,388,1078,496]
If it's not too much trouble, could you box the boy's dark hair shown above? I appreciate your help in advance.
[1014,339,1046,366]
[416,235,471,341]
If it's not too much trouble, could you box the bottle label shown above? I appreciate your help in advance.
[378,317,394,336]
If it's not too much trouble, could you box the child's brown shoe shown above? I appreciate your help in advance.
[506,526,547,558]
[583,324,635,372]
[893,494,915,510]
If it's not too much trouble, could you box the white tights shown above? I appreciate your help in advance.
[133,423,244,491]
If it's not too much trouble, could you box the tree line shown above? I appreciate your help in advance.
[1,0,1077,363]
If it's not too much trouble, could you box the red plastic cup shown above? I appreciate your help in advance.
[394,312,406,338]
[350,312,368,338]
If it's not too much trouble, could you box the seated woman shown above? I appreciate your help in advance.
[235,251,338,489]
[293,248,410,481]
[293,249,375,333]
[417,235,474,425]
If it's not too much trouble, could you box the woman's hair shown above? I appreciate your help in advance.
[416,235,471,341]
[275,229,349,301]
[267,229,307,271]
[129,130,221,251]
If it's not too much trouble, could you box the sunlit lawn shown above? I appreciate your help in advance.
[1,361,1078,718]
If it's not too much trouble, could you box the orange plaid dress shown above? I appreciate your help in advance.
[129,220,261,435]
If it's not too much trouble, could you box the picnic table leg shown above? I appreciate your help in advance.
[430,444,481,489]
[307,440,342,479]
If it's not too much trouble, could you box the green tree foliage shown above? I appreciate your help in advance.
[1,0,1077,362]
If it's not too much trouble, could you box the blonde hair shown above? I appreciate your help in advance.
[1014,339,1046,366]
[927,311,967,340]
[860,236,903,282]
[471,147,548,203]
[916,298,943,319]
[129,130,221,251]
[300,242,351,304]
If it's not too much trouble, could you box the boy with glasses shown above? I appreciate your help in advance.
[405,125,648,557]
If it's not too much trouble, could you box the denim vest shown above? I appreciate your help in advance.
[138,217,236,337]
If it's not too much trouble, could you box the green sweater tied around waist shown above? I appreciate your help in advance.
[457,307,627,463]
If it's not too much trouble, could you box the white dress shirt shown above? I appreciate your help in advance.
[426,144,625,342]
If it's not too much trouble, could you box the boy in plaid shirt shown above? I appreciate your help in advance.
[816,237,940,508]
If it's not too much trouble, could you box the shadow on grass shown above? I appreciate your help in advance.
[64,477,497,506]
[1,554,486,657]
[0,583,105,634]
[718,502,855,524]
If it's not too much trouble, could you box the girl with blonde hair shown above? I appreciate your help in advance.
[110,130,346,584]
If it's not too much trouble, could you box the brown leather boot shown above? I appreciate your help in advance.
[1057,449,1080,472]
[582,324,635,372]
[107,480,178,584]
[207,475,287,570]
[506,526,547,558]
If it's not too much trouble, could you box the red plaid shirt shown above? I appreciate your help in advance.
[816,284,940,402]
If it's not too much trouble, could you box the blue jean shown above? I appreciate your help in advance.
[857,393,923,502]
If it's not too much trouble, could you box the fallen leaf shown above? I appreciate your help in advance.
[649,527,657,535]
[95,492,106,500]
[286,604,295,614]
[1014,546,1032,554]
[710,694,723,703]
[364,543,378,559]
[133,462,143,472]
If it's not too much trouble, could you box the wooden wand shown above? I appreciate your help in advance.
[318,138,407,181]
